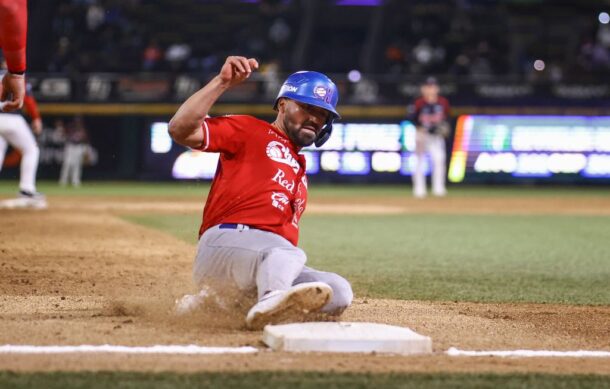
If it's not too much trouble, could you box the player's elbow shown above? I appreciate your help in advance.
[168,116,191,144]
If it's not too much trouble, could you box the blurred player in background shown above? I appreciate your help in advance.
[0,58,45,208]
[0,0,27,112]
[169,55,353,330]
[59,115,89,187]
[410,77,451,198]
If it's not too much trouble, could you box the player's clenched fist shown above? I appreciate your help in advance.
[169,55,259,149]
[0,73,25,112]
[219,56,259,87]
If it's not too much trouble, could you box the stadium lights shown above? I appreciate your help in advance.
[347,70,362,83]
[533,60,545,71]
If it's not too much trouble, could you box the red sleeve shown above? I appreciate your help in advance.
[440,96,451,118]
[23,94,40,120]
[414,98,425,113]
[200,115,247,155]
[0,0,28,73]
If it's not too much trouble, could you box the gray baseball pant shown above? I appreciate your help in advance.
[193,224,353,314]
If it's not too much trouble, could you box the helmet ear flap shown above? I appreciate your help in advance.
[314,121,333,147]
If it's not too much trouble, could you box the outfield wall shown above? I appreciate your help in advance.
[1,105,609,185]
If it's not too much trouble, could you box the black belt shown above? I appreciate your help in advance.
[219,223,250,230]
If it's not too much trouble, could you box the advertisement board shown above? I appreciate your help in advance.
[448,115,610,183]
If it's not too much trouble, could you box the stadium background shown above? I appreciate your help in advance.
[2,0,609,185]
[1,1,609,388]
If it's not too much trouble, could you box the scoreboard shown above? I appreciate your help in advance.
[448,115,610,183]
[146,115,610,183]
[162,121,428,180]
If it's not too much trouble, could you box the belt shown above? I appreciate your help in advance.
[219,223,250,231]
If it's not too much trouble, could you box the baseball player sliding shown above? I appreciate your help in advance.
[169,56,353,330]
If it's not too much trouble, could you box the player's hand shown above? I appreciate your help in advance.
[0,73,26,112]
[31,118,43,135]
[219,56,259,87]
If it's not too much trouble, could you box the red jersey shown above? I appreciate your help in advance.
[0,0,27,73]
[198,115,308,246]
[412,96,450,130]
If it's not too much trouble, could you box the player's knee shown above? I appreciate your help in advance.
[26,144,39,158]
[290,247,307,267]
[322,275,353,314]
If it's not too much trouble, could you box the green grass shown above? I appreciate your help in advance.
[1,180,609,198]
[0,372,608,389]
[3,180,608,305]
[124,213,610,305]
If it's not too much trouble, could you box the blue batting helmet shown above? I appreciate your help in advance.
[273,71,340,147]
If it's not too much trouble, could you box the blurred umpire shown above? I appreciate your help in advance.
[409,77,451,198]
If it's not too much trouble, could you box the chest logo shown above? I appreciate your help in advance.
[266,141,300,173]
[271,192,290,211]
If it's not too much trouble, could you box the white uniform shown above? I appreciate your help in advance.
[413,130,447,197]
[0,112,39,193]
[59,120,89,187]
[410,94,451,198]
[60,143,87,187]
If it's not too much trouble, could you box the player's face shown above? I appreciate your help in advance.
[421,84,439,102]
[279,99,330,147]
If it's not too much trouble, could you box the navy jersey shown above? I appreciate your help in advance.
[411,96,451,131]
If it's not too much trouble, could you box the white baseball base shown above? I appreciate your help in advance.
[263,322,432,355]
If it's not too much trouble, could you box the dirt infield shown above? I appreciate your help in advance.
[0,196,609,374]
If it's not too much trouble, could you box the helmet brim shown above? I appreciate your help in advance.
[274,96,341,120]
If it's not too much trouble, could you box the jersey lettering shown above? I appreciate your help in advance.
[272,168,295,194]
[199,115,308,246]
[291,198,306,228]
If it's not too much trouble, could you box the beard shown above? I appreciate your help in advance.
[285,125,317,147]
[296,128,317,147]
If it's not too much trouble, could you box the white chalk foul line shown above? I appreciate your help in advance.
[2,345,608,358]
[447,347,610,358]
[0,345,258,355]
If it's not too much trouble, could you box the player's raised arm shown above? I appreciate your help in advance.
[169,55,259,149]
[0,0,28,112]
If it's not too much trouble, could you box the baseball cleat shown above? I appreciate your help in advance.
[245,282,333,330]
[18,190,47,209]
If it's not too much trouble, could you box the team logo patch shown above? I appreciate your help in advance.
[271,192,290,211]
[266,141,300,173]
[313,86,327,98]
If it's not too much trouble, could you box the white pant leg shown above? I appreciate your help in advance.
[59,145,70,185]
[412,131,428,198]
[429,135,447,196]
[0,114,39,193]
[0,135,7,173]
[65,144,86,186]
[71,145,86,186]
